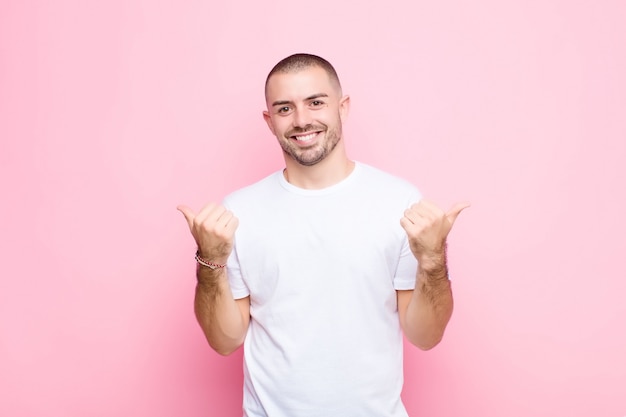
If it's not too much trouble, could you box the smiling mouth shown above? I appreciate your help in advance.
[291,132,319,142]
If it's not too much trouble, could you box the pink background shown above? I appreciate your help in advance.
[1,1,625,416]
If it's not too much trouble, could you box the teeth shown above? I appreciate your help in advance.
[294,133,317,142]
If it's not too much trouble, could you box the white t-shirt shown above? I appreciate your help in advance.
[223,162,421,417]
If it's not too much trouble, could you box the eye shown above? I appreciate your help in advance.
[277,106,290,114]
[311,100,324,107]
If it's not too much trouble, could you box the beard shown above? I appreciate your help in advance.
[279,122,342,167]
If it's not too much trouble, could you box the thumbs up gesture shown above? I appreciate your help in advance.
[177,203,239,265]
[400,200,470,267]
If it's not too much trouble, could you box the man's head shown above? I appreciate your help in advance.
[264,53,342,99]
[263,53,349,167]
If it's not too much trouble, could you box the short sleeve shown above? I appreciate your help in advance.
[393,235,418,290]
[223,197,250,299]
[392,188,421,290]
[227,244,250,299]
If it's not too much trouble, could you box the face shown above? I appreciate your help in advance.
[263,66,349,167]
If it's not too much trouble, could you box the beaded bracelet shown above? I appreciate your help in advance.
[195,251,226,269]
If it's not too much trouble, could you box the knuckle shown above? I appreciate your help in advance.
[200,221,217,235]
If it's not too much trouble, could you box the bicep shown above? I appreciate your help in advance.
[236,296,251,329]
[396,290,414,332]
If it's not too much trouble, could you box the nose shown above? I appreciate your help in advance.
[292,107,312,128]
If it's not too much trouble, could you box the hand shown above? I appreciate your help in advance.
[177,203,239,265]
[400,200,470,265]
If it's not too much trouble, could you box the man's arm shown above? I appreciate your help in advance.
[194,267,250,355]
[178,203,250,355]
[398,200,469,350]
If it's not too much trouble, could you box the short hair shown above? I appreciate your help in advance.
[265,53,342,96]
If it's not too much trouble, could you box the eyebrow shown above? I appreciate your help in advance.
[271,93,329,107]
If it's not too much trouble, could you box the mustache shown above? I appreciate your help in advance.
[286,124,326,137]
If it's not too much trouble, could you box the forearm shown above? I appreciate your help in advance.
[194,266,248,355]
[402,254,454,350]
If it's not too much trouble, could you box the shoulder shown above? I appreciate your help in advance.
[223,170,282,209]
[356,162,421,199]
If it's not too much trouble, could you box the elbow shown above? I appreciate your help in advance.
[405,329,445,351]
[208,336,245,356]
[212,344,241,356]
[413,336,442,351]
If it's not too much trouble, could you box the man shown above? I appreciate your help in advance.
[178,53,468,416]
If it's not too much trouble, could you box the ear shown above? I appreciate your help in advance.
[262,110,276,135]
[339,95,350,121]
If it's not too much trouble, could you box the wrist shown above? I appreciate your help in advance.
[417,246,447,273]
[195,250,227,270]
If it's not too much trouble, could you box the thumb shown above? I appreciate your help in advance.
[176,205,195,229]
[446,201,471,226]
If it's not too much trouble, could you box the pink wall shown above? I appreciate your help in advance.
[1,1,624,416]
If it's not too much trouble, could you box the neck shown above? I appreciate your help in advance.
[283,145,354,190]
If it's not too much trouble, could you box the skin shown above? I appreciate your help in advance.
[178,65,469,354]
[262,65,353,189]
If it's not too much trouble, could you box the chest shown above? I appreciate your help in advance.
[233,195,405,305]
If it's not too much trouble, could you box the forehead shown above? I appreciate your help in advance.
[265,66,338,102]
